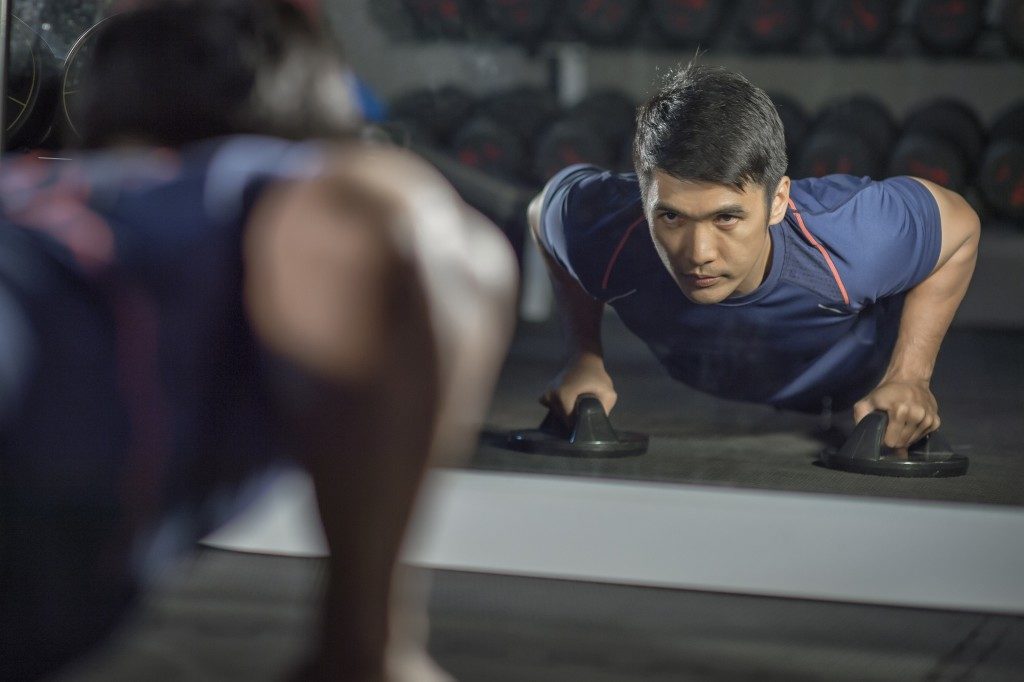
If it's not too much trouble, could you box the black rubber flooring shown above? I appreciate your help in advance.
[469,317,1024,507]
[51,320,1024,681]
[57,549,1024,682]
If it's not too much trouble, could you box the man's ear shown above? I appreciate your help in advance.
[768,176,791,225]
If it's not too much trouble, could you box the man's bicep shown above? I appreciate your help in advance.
[529,171,579,275]
[908,177,980,273]
[844,177,945,302]
[242,178,399,383]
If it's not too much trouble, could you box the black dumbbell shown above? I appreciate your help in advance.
[912,0,986,55]
[795,95,896,179]
[477,86,560,145]
[887,99,985,193]
[566,90,637,145]
[532,90,637,179]
[565,89,634,174]
[451,116,528,182]
[481,0,553,43]
[1002,0,1024,57]
[532,118,617,185]
[820,0,898,54]
[567,90,637,173]
[737,0,812,52]
[565,0,644,44]
[768,91,810,171]
[648,0,731,47]
[389,85,477,146]
[978,102,1024,222]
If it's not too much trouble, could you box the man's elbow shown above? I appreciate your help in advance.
[914,177,981,265]
[949,191,981,263]
[526,190,545,244]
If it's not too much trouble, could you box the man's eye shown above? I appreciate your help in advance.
[717,214,739,225]
[661,212,679,222]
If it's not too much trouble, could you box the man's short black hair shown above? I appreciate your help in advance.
[633,62,787,206]
[74,0,361,148]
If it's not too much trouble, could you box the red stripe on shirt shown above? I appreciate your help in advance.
[787,198,850,306]
[601,215,646,291]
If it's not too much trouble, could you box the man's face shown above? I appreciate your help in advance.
[645,170,787,304]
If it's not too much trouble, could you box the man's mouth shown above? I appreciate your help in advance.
[683,274,721,288]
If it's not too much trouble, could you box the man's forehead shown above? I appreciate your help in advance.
[648,170,763,207]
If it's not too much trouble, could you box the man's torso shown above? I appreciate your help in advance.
[541,166,941,412]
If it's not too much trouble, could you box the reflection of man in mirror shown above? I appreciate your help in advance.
[530,63,979,453]
[0,1,516,680]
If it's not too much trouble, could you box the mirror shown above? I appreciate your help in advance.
[323,0,1024,509]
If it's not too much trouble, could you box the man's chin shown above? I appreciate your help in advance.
[678,280,732,304]
[679,288,729,303]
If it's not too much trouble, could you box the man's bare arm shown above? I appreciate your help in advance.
[854,178,981,449]
[245,145,517,682]
[527,187,617,418]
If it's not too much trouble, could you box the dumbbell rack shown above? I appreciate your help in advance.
[344,1,1024,325]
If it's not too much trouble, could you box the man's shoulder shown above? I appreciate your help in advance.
[546,164,645,242]
[788,174,876,215]
[540,165,650,297]
[789,174,932,222]
[785,174,941,306]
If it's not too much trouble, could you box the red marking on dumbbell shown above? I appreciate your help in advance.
[1012,179,1024,207]
[439,0,459,20]
[755,14,785,35]
[558,145,585,165]
[852,0,879,30]
[483,142,502,161]
[907,159,951,187]
[935,0,967,16]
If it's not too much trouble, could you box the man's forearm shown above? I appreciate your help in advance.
[544,244,606,362]
[527,193,606,363]
[882,227,979,384]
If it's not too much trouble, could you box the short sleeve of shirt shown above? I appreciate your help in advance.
[539,164,646,299]
[797,175,942,306]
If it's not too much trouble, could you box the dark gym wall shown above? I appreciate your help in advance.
[323,0,1024,329]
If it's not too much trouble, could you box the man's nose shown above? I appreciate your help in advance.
[684,224,717,267]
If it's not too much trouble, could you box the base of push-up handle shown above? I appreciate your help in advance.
[819,410,969,477]
[507,394,648,458]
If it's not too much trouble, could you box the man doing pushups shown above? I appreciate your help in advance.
[531,63,979,454]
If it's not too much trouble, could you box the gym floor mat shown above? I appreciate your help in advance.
[470,318,1024,507]
[57,549,1024,682]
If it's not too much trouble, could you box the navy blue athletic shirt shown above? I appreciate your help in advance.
[540,165,942,412]
[0,135,325,557]
[0,135,327,678]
